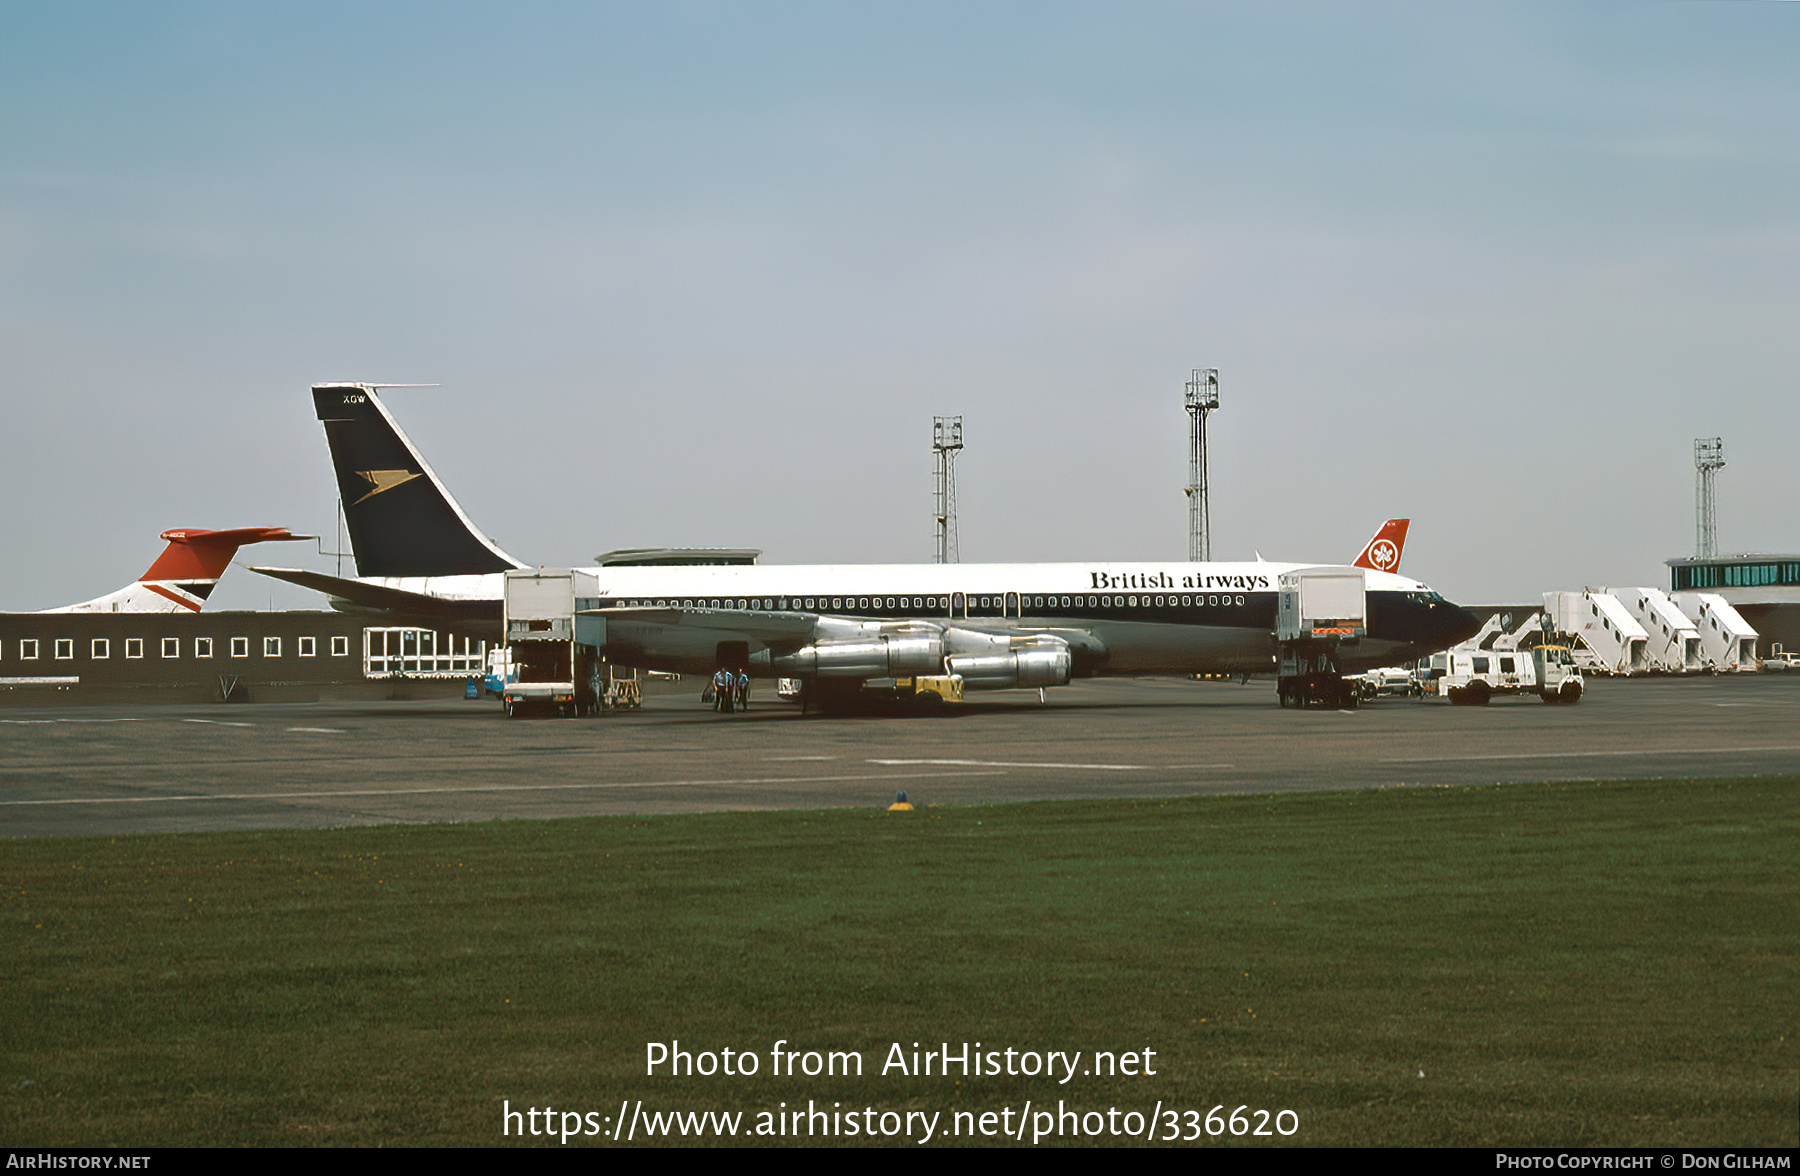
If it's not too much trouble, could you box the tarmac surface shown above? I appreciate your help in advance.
[3,674,1799,839]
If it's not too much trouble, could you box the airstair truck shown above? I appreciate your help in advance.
[501,569,606,717]
[1672,592,1760,672]
[1614,586,1704,673]
[1276,566,1367,708]
[1544,590,1650,675]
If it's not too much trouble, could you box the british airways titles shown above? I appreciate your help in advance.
[1087,570,1272,592]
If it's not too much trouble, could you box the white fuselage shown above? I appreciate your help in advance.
[353,561,1464,680]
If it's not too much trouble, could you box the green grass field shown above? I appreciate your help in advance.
[4,778,1796,1147]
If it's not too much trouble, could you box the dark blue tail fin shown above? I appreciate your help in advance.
[313,384,524,577]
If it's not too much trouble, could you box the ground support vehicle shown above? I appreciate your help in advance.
[1352,666,1418,699]
[1422,643,1583,705]
[1275,568,1367,709]
[1671,593,1760,672]
[897,675,965,705]
[500,569,607,718]
[605,669,642,709]
[1544,590,1649,676]
[483,647,512,697]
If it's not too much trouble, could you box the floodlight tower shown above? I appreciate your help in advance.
[1184,368,1220,562]
[932,416,964,564]
[1695,437,1726,559]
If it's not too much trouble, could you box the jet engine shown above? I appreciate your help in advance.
[764,634,946,679]
[945,646,1072,690]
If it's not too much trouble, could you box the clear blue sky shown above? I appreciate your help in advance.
[3,1,1795,609]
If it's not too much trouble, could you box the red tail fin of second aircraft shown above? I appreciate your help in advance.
[1351,519,1409,573]
[139,528,298,586]
[44,527,305,613]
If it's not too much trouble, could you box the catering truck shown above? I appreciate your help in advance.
[500,569,607,717]
[1275,566,1368,708]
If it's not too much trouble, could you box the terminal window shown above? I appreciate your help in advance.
[230,637,248,658]
[1674,561,1800,591]
[126,638,143,659]
[331,635,349,657]
[162,638,179,659]
[363,627,487,678]
[264,637,281,658]
[91,638,109,659]
[195,637,213,659]
[55,639,73,659]
[20,639,38,660]
[298,636,316,657]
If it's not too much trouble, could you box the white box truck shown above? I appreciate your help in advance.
[501,569,607,717]
[1276,567,1368,708]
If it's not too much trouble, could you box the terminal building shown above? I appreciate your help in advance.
[0,611,486,705]
[0,544,764,707]
[1666,554,1800,653]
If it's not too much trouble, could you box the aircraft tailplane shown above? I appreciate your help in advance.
[1352,519,1409,573]
[44,527,305,613]
[313,384,525,578]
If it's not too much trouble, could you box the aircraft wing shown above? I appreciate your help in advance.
[249,566,503,628]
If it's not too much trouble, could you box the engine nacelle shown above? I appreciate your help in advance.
[945,647,1072,690]
[765,634,945,679]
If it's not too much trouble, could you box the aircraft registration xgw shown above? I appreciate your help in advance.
[251,385,1480,708]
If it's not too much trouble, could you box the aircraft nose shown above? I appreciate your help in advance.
[1441,603,1482,647]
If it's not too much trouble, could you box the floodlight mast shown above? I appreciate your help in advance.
[1184,369,1220,562]
[1695,437,1725,559]
[932,416,964,564]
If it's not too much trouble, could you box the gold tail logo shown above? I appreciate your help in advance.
[353,469,423,504]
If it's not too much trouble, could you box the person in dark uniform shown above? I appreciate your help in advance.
[735,669,750,712]
[713,667,734,713]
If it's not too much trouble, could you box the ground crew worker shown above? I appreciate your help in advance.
[735,669,750,712]
[713,667,734,713]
